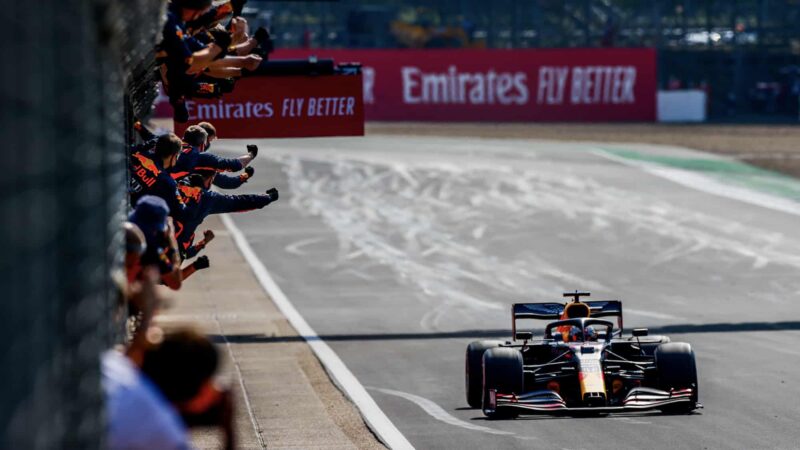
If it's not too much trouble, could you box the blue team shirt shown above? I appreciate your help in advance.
[174,184,272,255]
[129,152,187,220]
[169,145,244,180]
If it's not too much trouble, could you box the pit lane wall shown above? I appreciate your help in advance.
[274,48,657,122]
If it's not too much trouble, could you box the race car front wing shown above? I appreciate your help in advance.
[486,387,697,415]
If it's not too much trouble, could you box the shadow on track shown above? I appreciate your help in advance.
[468,410,702,422]
[208,320,800,344]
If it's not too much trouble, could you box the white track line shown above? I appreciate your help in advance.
[369,387,516,437]
[212,311,267,449]
[593,149,800,217]
[221,214,414,450]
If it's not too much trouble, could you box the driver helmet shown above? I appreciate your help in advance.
[584,326,598,341]
[568,326,583,342]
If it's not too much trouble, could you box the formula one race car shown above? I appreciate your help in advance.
[465,292,700,418]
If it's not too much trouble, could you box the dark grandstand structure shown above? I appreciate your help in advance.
[251,0,800,120]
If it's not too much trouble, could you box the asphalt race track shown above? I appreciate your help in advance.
[217,135,800,450]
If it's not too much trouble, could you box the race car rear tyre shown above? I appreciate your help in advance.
[465,340,503,408]
[482,347,523,419]
[655,342,698,413]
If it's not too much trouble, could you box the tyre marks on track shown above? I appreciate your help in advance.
[368,387,517,437]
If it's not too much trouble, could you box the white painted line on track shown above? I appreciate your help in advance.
[221,214,414,450]
[369,387,516,437]
[593,149,800,217]
[212,311,267,449]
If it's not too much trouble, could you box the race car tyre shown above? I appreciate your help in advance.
[655,342,699,413]
[482,347,523,419]
[465,340,503,408]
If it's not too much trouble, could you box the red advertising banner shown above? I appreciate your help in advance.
[174,74,364,138]
[273,48,657,122]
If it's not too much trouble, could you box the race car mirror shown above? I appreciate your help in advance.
[632,328,649,337]
[516,332,533,342]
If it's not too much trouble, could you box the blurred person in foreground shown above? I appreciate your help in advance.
[105,263,234,449]
[124,222,147,283]
[103,268,189,450]
[103,289,234,449]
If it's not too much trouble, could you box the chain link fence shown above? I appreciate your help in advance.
[0,0,164,448]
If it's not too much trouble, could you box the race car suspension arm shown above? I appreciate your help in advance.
[524,350,573,375]
[603,349,654,372]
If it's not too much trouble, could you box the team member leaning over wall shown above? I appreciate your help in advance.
[169,125,257,187]
[196,121,256,189]
[174,170,278,258]
[130,134,187,220]
[128,196,211,290]
[134,120,257,189]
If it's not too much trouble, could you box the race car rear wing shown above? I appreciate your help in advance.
[511,300,623,340]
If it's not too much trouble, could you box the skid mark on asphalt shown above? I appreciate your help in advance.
[368,387,517,437]
[593,148,800,270]
[272,147,800,332]
[281,156,609,319]
[285,237,327,256]
[290,152,800,269]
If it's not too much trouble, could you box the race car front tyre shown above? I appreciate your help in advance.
[482,347,523,419]
[655,342,699,413]
[465,340,503,408]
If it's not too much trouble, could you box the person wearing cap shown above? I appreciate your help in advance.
[130,133,188,221]
[128,196,210,290]
[128,196,184,290]
[124,222,148,283]
[173,171,278,257]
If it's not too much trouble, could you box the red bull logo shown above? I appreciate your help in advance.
[134,168,157,188]
[179,185,202,203]
[132,153,160,188]
[133,153,160,175]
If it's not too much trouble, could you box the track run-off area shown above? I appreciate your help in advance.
[216,134,800,450]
